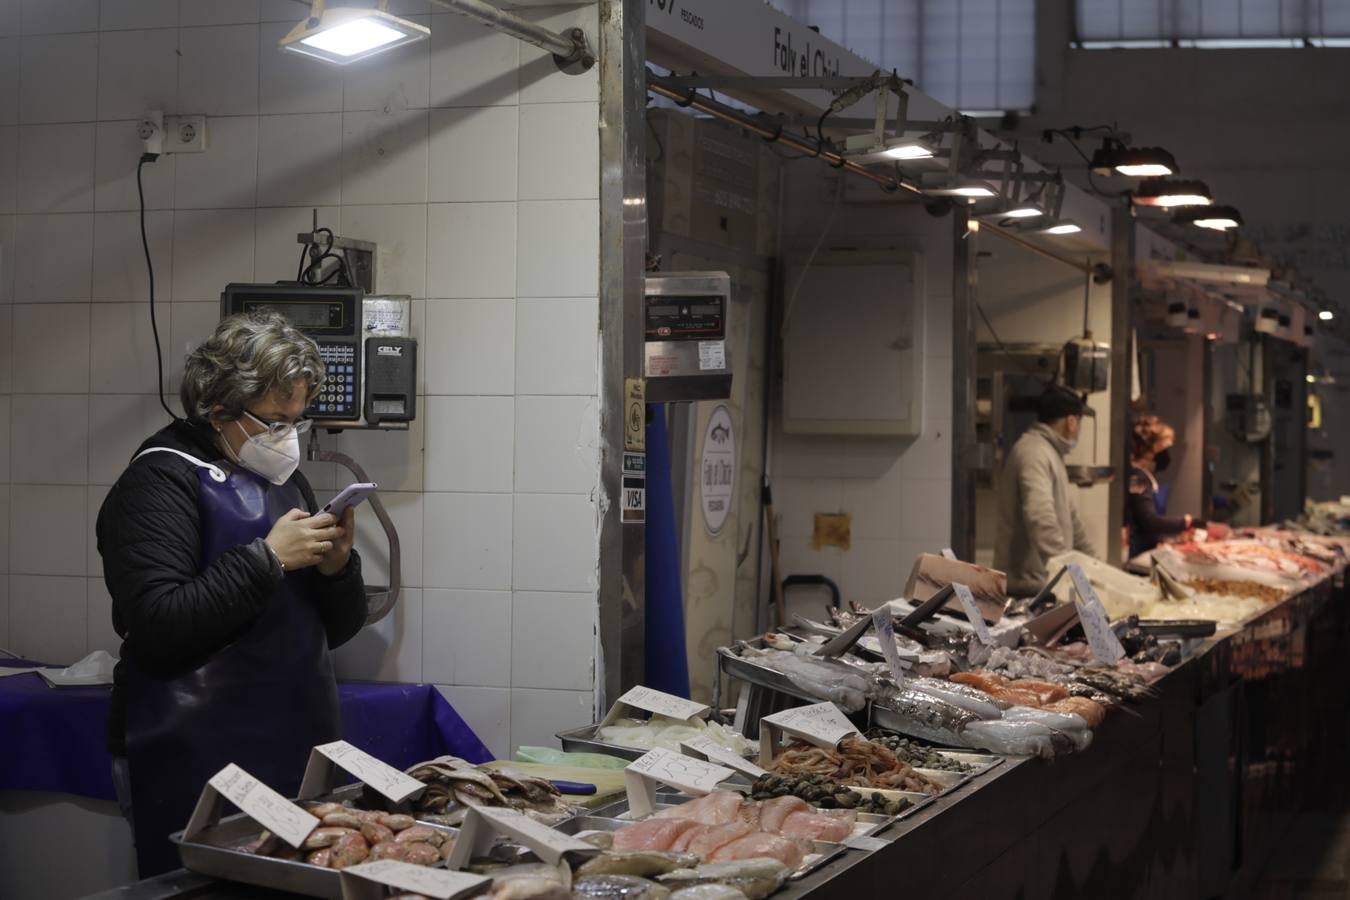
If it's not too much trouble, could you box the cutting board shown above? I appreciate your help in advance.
[482,760,628,808]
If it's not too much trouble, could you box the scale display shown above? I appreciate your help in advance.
[241,299,345,331]
[645,295,726,340]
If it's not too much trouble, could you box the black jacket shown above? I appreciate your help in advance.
[96,419,368,754]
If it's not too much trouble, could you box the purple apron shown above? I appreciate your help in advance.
[122,449,340,876]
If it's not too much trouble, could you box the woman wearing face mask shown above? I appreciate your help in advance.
[96,312,367,876]
[1126,414,1225,557]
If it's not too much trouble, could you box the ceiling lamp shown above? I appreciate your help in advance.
[1090,143,1178,177]
[1319,310,1335,321]
[921,178,998,199]
[843,135,936,163]
[1133,178,1213,208]
[1173,204,1243,231]
[1041,222,1082,235]
[1001,203,1044,219]
[280,0,429,65]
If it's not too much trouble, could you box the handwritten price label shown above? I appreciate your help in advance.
[342,860,490,900]
[680,735,767,779]
[446,805,598,870]
[617,686,709,723]
[209,764,318,849]
[628,746,735,795]
[762,702,859,749]
[951,583,995,645]
[1067,564,1126,664]
[314,741,425,803]
[870,607,909,686]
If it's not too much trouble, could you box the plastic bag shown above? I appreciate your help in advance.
[960,719,1057,758]
[515,747,628,769]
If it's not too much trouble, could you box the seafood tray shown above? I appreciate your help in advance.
[717,646,833,704]
[170,794,460,900]
[554,814,851,881]
[556,724,755,764]
[587,795,925,837]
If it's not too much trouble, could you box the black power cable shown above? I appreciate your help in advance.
[137,153,179,422]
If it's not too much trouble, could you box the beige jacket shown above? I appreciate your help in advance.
[994,422,1098,595]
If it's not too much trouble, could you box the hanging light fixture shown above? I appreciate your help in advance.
[1173,204,1244,231]
[1090,142,1178,177]
[1041,221,1082,235]
[843,136,936,163]
[1319,310,1335,321]
[1133,178,1213,208]
[280,0,429,65]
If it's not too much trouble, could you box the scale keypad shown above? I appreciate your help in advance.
[313,343,359,418]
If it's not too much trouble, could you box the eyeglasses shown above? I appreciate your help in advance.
[243,410,313,438]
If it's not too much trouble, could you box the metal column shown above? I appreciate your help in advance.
[597,0,647,709]
[1107,205,1136,565]
[951,208,978,560]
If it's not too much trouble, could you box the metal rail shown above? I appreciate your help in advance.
[982,219,1100,275]
[647,72,924,196]
[430,0,593,68]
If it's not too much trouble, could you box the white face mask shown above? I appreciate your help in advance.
[233,419,301,485]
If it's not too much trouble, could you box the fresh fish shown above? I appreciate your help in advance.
[490,863,571,900]
[778,810,850,842]
[683,823,756,859]
[669,887,750,900]
[577,830,616,850]
[657,859,790,900]
[877,687,980,744]
[577,852,701,878]
[707,833,807,868]
[907,677,1005,719]
[573,874,672,900]
[613,818,699,852]
[652,792,746,827]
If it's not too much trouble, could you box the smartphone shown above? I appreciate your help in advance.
[321,482,379,517]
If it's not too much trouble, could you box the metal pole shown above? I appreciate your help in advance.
[428,0,592,67]
[951,207,978,560]
[1107,205,1135,565]
[647,75,924,196]
[983,221,1096,275]
[597,0,646,709]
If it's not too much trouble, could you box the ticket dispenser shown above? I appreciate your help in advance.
[221,283,417,430]
[644,272,733,402]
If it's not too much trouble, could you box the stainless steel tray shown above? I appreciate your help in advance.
[170,791,460,900]
[587,793,929,837]
[717,646,834,705]
[553,812,851,880]
[556,724,756,764]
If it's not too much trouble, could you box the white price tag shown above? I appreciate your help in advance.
[762,702,859,749]
[446,806,598,870]
[843,835,889,852]
[870,607,909,686]
[1067,564,1126,664]
[310,741,426,804]
[941,548,958,560]
[698,340,727,370]
[340,860,490,900]
[617,686,709,723]
[207,764,318,849]
[951,583,995,645]
[680,736,768,780]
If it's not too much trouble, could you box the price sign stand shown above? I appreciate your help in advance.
[1067,564,1127,664]
[598,685,710,729]
[298,740,426,808]
[339,860,491,900]
[758,702,860,768]
[679,736,767,780]
[446,805,599,870]
[182,764,320,851]
[624,747,738,818]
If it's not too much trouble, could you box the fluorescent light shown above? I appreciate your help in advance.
[842,136,935,164]
[881,143,934,160]
[1135,178,1213,208]
[1156,193,1211,207]
[1043,223,1082,235]
[1174,204,1242,230]
[280,5,429,65]
[1078,40,1172,49]
[1319,310,1335,321]
[953,186,996,198]
[1194,216,1239,230]
[1002,205,1044,218]
[1116,163,1172,176]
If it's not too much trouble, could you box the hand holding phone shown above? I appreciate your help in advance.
[321,482,379,517]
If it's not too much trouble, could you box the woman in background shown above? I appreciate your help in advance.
[1127,413,1225,557]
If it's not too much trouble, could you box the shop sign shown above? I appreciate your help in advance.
[700,404,735,535]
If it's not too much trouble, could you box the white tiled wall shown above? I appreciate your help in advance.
[770,171,955,612]
[0,1,603,758]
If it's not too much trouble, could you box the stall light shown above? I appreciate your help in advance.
[1041,222,1082,235]
[1001,204,1044,219]
[922,177,999,199]
[1319,310,1335,321]
[1090,144,1178,178]
[1133,178,1213,208]
[1174,204,1243,231]
[1307,374,1317,384]
[280,1,429,65]
[842,135,936,164]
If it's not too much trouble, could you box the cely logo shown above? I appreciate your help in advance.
[709,422,731,444]
[376,345,403,357]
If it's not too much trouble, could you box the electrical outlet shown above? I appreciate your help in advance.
[163,115,208,153]
[138,111,164,156]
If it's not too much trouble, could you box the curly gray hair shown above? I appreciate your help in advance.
[181,312,325,419]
